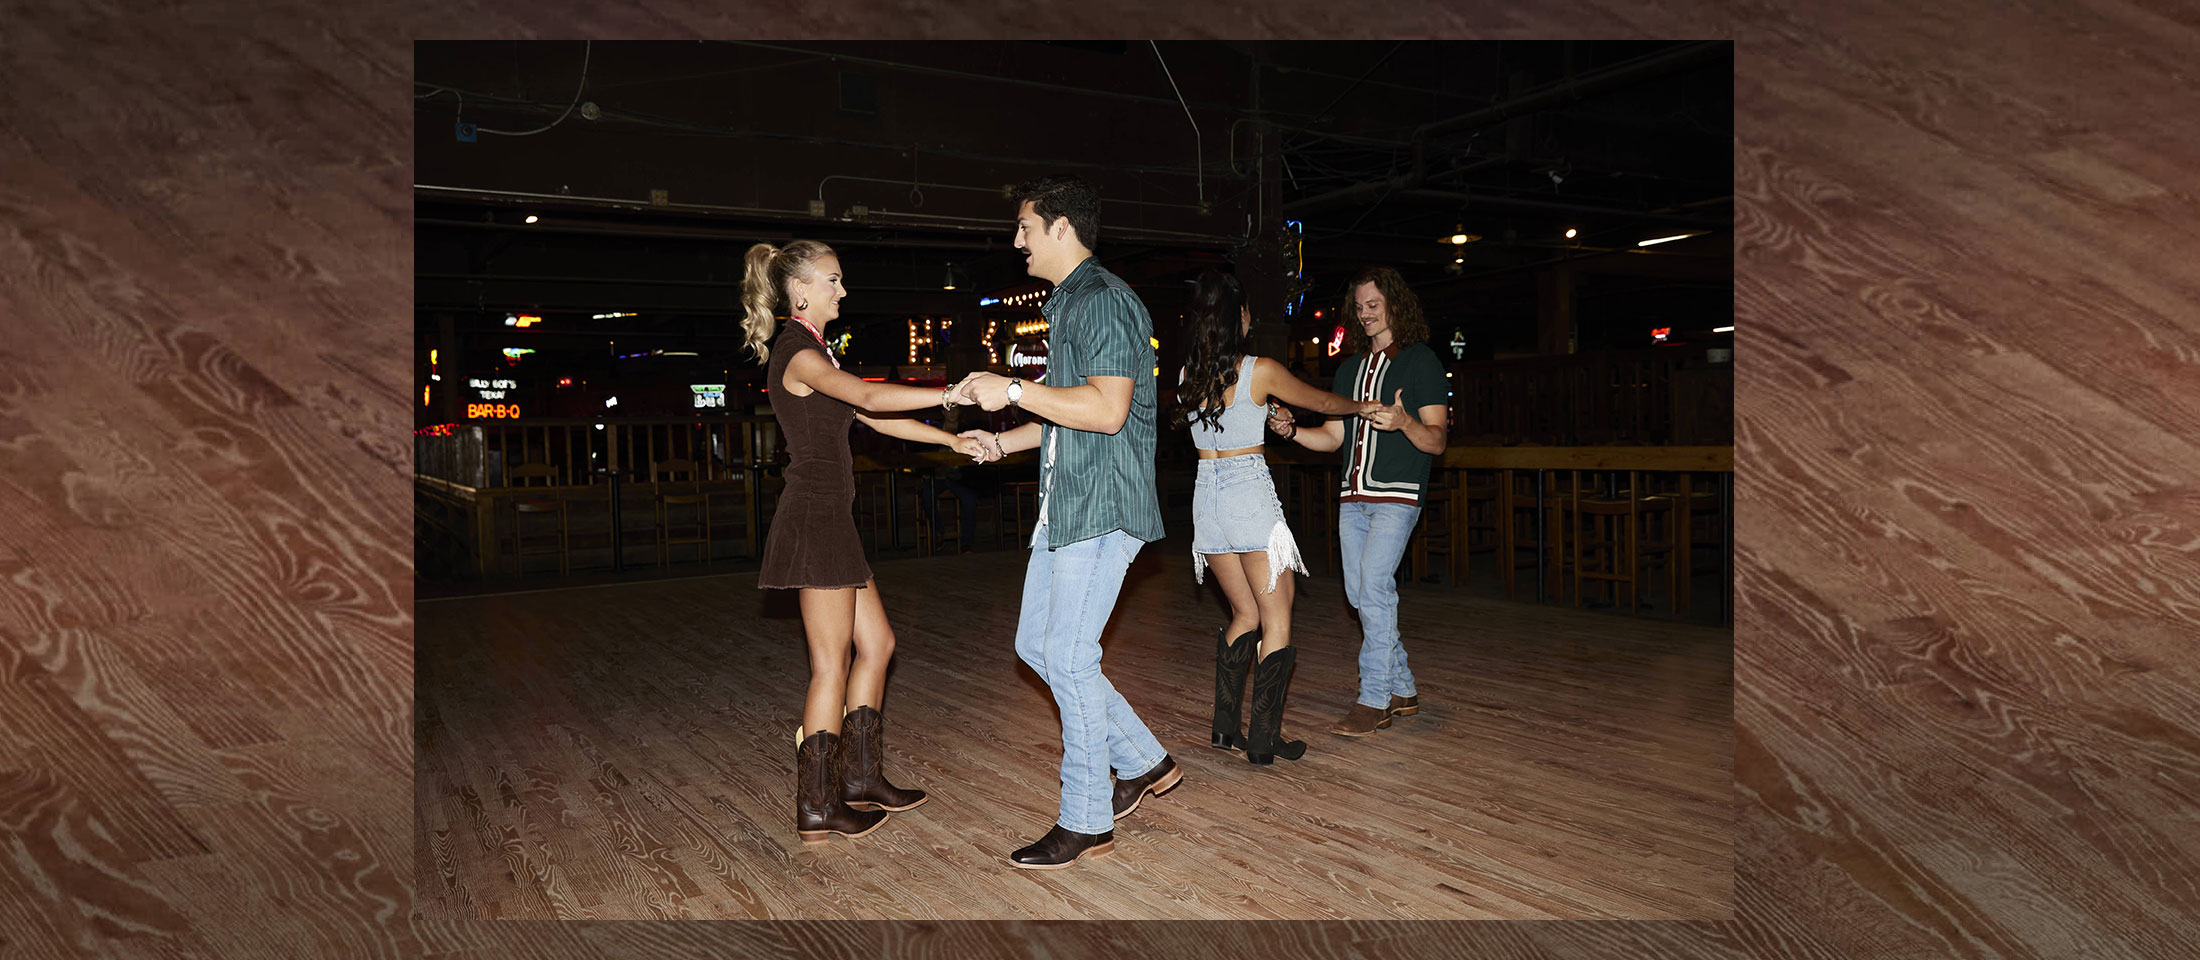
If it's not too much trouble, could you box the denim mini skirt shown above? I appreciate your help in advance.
[1191,453,1307,594]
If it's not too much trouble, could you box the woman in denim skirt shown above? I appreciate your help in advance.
[1174,269,1378,764]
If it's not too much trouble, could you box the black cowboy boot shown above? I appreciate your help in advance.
[795,728,886,841]
[1246,646,1308,765]
[1211,628,1259,750]
[839,705,928,812]
[1007,824,1114,870]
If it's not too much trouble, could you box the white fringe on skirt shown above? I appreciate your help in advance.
[1192,520,1309,595]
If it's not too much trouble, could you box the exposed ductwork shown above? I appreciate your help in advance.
[1282,40,1729,218]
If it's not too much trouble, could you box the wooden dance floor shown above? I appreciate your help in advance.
[415,541,1732,920]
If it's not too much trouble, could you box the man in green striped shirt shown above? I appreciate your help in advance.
[954,176,1177,870]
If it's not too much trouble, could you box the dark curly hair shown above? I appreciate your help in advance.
[1342,265,1428,354]
[1171,268,1247,432]
[1010,175,1100,250]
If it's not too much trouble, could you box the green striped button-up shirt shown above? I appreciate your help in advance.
[1031,256,1164,550]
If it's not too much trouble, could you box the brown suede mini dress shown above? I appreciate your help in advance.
[757,323,871,590]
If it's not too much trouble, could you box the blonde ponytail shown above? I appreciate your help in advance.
[739,239,837,364]
[741,243,781,362]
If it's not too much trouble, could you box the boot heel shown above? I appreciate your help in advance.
[1212,731,1243,750]
[1247,752,1273,765]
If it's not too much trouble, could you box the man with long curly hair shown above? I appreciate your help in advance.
[1267,265,1450,737]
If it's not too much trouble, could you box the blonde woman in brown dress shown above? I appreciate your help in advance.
[741,240,996,842]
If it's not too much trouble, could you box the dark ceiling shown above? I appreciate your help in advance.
[415,40,1731,379]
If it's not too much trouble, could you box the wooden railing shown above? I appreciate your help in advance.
[414,416,784,489]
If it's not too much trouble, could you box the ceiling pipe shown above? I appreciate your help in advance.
[1400,189,1731,228]
[1413,40,1727,142]
[1282,40,1728,218]
[417,185,1240,247]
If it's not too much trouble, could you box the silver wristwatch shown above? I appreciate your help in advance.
[1005,378,1023,406]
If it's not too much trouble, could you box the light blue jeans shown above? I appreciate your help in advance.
[1339,501,1421,710]
[1015,527,1169,834]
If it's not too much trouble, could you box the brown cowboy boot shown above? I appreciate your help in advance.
[1387,694,1420,717]
[1329,702,1392,737]
[795,728,886,842]
[839,705,928,812]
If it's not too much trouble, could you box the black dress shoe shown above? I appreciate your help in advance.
[1007,824,1114,869]
[1111,755,1182,821]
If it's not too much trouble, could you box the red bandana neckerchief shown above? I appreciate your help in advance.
[790,316,839,369]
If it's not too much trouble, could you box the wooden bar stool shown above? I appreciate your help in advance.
[1642,472,1721,618]
[1410,481,1461,586]
[1500,468,1563,602]
[917,478,964,557]
[1570,470,1673,615]
[854,470,893,552]
[1458,469,1502,585]
[507,463,568,577]
[653,458,710,567]
[1293,464,1338,576]
[996,480,1037,546]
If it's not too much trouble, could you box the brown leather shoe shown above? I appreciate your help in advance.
[1008,824,1114,869]
[1329,703,1392,737]
[1387,694,1420,717]
[1111,755,1182,821]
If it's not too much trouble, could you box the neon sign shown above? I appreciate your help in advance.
[469,377,518,400]
[467,403,521,419]
[691,384,726,409]
[1329,325,1346,357]
[1651,327,1671,343]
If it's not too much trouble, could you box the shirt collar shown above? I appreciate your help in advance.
[1057,256,1100,291]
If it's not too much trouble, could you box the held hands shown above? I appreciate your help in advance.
[956,429,1005,463]
[1366,389,1412,432]
[949,435,990,463]
[949,372,983,406]
[952,372,1013,411]
[1265,408,1299,438]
